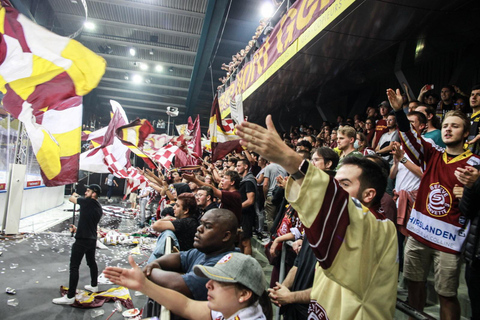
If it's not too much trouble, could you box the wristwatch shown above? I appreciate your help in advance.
[291,159,309,180]
[400,157,407,164]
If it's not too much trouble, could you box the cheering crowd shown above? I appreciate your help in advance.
[58,84,480,320]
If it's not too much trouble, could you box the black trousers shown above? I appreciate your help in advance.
[466,261,480,320]
[68,239,98,298]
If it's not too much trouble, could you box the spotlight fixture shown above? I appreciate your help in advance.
[84,21,96,30]
[155,65,163,72]
[168,67,174,73]
[132,74,143,83]
[139,63,148,71]
[149,49,154,55]
[260,2,274,18]
[124,73,129,80]
[129,48,136,56]
[166,106,179,117]
[145,77,152,84]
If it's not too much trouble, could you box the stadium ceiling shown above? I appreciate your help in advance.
[11,0,480,130]
[13,0,261,130]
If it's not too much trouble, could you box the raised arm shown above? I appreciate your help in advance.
[104,256,210,319]
[237,115,302,178]
[387,88,433,168]
[69,192,79,204]
[183,173,222,199]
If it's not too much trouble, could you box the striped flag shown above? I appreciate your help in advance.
[80,101,129,173]
[0,6,106,186]
[101,138,149,197]
[115,119,156,169]
[187,114,202,158]
[208,95,242,161]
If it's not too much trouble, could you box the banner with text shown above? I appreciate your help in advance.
[218,0,355,114]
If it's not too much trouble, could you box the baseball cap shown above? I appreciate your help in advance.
[193,252,265,296]
[378,101,391,109]
[85,184,102,195]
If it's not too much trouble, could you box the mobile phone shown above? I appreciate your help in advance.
[425,84,434,90]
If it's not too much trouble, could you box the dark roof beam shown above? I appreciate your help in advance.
[89,0,205,19]
[100,77,189,92]
[98,95,185,109]
[81,34,196,56]
[96,86,187,101]
[106,67,190,81]
[57,13,201,40]
[100,101,185,115]
[97,53,193,71]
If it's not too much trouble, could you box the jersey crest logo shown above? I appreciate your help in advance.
[308,301,329,320]
[217,253,232,264]
[426,183,451,217]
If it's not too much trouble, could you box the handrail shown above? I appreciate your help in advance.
[159,236,172,320]
[396,298,437,320]
[274,241,288,320]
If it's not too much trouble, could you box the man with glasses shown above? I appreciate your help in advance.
[195,186,217,218]
[311,147,339,175]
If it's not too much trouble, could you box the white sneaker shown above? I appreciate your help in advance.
[84,285,99,293]
[52,295,75,305]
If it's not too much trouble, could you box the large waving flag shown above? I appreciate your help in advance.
[208,95,242,161]
[187,114,202,158]
[0,6,106,186]
[80,101,129,173]
[115,119,156,169]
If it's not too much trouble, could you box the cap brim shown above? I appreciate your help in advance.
[193,265,237,284]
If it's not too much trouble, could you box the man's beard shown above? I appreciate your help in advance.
[444,138,464,149]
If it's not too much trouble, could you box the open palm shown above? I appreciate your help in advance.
[103,256,146,292]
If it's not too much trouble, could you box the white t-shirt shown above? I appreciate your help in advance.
[394,154,421,193]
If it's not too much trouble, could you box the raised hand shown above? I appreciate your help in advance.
[390,141,404,162]
[419,85,429,95]
[103,256,146,292]
[236,115,301,174]
[386,89,403,111]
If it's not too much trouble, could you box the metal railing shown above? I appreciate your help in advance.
[159,236,172,320]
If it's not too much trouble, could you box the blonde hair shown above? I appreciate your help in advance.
[338,126,356,139]
[443,110,471,134]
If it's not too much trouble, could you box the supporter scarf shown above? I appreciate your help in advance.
[211,303,266,320]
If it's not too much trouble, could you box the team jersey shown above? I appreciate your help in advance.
[285,164,398,320]
[373,118,388,147]
[396,110,480,253]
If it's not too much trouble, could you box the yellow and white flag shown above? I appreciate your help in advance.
[0,6,106,186]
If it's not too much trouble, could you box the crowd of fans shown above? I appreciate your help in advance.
[103,83,480,320]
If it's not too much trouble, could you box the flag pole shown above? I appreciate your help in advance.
[71,182,77,237]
